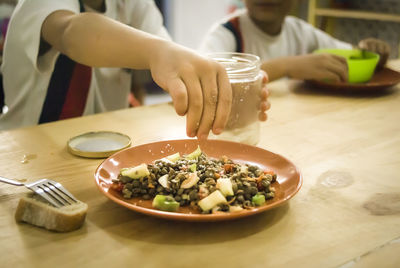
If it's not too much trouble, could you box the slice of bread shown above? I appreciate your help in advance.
[15,193,88,232]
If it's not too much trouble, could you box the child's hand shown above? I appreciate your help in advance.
[149,40,232,139]
[358,38,390,68]
[259,71,270,121]
[287,54,348,82]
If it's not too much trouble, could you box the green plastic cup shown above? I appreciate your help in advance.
[314,48,380,83]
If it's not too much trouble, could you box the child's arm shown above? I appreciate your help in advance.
[358,38,391,68]
[261,54,348,82]
[41,10,234,139]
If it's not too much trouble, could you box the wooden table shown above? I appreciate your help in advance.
[1,61,400,268]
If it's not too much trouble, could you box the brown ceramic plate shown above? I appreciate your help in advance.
[307,67,400,92]
[94,139,302,222]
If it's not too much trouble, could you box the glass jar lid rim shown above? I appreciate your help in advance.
[207,52,261,79]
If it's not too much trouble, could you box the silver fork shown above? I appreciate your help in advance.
[0,176,78,207]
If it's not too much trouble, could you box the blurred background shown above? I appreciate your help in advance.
[1,0,399,106]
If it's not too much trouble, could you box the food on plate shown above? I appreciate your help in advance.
[152,195,180,212]
[15,193,88,232]
[112,146,276,214]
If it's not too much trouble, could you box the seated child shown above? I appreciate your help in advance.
[200,0,391,82]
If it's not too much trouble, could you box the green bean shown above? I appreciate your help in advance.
[264,174,273,181]
[243,187,251,195]
[124,183,133,190]
[220,204,229,211]
[204,170,215,178]
[140,189,147,194]
[148,188,156,196]
[122,188,132,199]
[156,186,163,192]
[132,180,140,188]
[232,182,238,193]
[265,192,275,199]
[250,186,258,195]
[248,165,258,172]
[262,179,271,189]
[205,178,216,185]
[189,190,198,201]
[177,188,184,195]
[119,176,133,184]
[132,188,141,194]
[237,194,245,203]
[243,200,252,208]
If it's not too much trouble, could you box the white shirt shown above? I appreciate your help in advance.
[0,0,169,130]
[199,9,352,61]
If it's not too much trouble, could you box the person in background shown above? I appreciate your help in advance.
[0,0,270,139]
[200,0,391,82]
[0,0,17,114]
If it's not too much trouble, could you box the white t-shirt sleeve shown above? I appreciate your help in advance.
[198,24,237,53]
[3,0,80,73]
[123,0,171,40]
[295,18,353,52]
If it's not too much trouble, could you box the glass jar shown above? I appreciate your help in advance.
[208,52,263,145]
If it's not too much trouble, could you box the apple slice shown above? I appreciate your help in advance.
[120,163,150,179]
[198,190,227,211]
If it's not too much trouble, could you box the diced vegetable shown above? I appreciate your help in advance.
[223,164,234,173]
[216,178,234,196]
[120,163,150,179]
[158,174,169,188]
[198,190,227,211]
[180,173,199,189]
[189,163,197,172]
[165,152,181,162]
[152,195,180,212]
[185,145,202,160]
[229,205,244,212]
[240,165,248,174]
[252,194,266,206]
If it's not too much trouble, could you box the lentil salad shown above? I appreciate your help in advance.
[111,146,276,213]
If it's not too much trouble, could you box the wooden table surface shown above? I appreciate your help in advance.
[1,61,400,268]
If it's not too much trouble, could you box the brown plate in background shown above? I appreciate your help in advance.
[307,67,400,92]
[94,139,302,222]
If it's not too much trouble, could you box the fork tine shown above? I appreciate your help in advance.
[37,185,69,206]
[26,179,77,207]
[41,183,73,206]
[29,185,62,208]
[47,180,78,203]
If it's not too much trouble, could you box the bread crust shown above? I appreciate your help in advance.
[15,194,88,232]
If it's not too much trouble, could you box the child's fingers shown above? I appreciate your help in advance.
[376,42,385,55]
[258,111,267,121]
[197,76,218,139]
[212,66,232,135]
[167,78,188,116]
[359,39,375,51]
[260,86,269,101]
[260,100,271,112]
[182,74,203,137]
[328,55,348,82]
[260,70,269,84]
